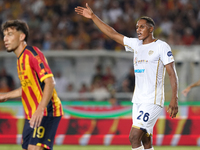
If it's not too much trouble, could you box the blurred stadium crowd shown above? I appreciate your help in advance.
[0,0,200,51]
[1,0,200,101]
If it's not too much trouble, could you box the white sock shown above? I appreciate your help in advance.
[132,145,144,150]
[144,147,154,150]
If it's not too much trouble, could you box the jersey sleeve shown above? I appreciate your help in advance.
[29,47,53,82]
[159,42,174,65]
[123,36,138,52]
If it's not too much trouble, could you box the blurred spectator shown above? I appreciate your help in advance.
[109,94,120,106]
[40,16,52,34]
[182,27,195,45]
[31,0,45,15]
[79,83,89,93]
[103,66,116,92]
[54,71,68,93]
[42,32,53,50]
[117,79,131,93]
[78,83,89,101]
[126,67,135,92]
[117,67,135,93]
[91,80,109,101]
[160,17,173,36]
[91,64,104,85]
[0,0,200,51]
[107,1,123,24]
[67,83,75,92]
[2,0,200,102]
[0,78,11,93]
[0,68,15,91]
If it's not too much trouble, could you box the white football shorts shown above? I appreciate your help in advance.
[132,103,163,136]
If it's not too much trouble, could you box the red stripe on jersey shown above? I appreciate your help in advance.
[32,71,43,96]
[52,98,57,116]
[24,111,28,119]
[32,71,47,116]
[17,59,21,71]
[28,87,39,108]
[44,108,47,116]
[22,90,32,119]
[59,103,63,116]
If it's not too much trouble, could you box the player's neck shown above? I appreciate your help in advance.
[142,36,155,45]
[14,42,27,57]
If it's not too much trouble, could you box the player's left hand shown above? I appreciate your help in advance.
[29,107,44,128]
[167,98,178,118]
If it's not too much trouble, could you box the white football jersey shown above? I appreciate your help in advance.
[124,36,174,107]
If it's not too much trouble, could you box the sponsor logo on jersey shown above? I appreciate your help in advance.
[167,51,173,57]
[134,57,138,66]
[138,60,148,63]
[134,57,148,66]
[135,69,145,73]
[148,50,154,55]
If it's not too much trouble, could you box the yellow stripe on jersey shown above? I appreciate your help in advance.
[36,143,50,149]
[17,46,63,119]
[23,55,37,117]
[160,66,165,106]
[154,59,160,104]
[21,98,29,118]
[40,74,53,82]
[51,89,63,116]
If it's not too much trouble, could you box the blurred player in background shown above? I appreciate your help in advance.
[0,20,63,150]
[75,3,178,150]
[182,80,200,97]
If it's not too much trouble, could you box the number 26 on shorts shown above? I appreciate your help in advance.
[137,111,150,122]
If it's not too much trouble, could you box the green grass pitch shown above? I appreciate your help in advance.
[0,145,199,150]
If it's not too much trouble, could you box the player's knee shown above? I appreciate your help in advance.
[129,132,140,144]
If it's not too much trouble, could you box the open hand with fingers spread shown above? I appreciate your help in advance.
[75,3,94,19]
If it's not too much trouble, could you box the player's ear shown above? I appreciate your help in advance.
[20,33,26,41]
[150,26,154,33]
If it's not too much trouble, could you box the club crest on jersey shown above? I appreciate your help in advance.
[148,50,154,55]
[167,51,173,57]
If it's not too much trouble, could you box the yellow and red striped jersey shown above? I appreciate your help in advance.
[17,45,63,120]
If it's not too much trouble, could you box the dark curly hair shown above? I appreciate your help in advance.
[1,20,29,42]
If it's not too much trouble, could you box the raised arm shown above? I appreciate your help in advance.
[75,3,124,45]
[0,87,22,102]
[166,62,178,118]
[182,79,200,97]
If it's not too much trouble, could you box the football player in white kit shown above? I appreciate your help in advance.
[75,3,178,150]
